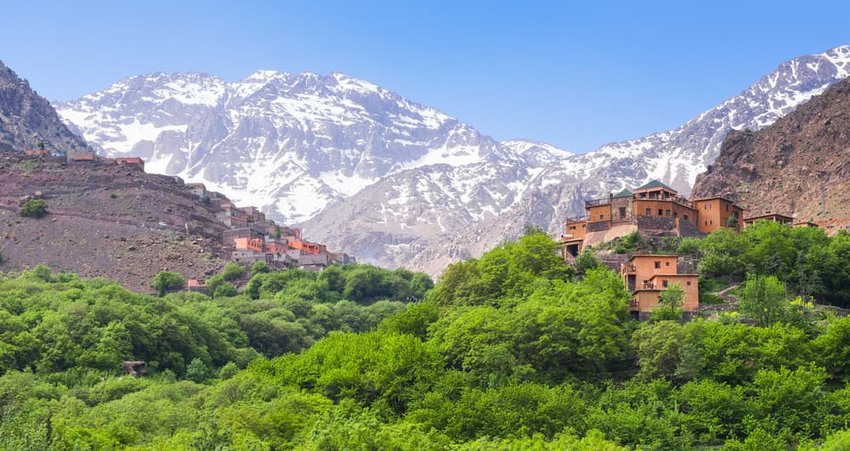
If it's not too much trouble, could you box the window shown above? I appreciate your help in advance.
[619,207,627,218]
[684,215,689,221]
[658,209,663,216]
[726,204,729,212]
[662,280,668,288]
[654,261,660,269]
[665,209,671,216]
[599,214,604,220]
[646,208,651,216]
[665,262,670,266]
[686,281,692,286]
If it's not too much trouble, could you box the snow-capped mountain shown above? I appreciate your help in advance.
[57,71,509,223]
[57,45,850,274]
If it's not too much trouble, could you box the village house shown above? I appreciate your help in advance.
[233,237,265,253]
[287,237,325,255]
[562,180,744,259]
[25,148,50,158]
[621,254,699,319]
[743,212,794,227]
[298,252,331,271]
[114,157,145,171]
[186,278,210,295]
[69,151,97,162]
[186,183,207,198]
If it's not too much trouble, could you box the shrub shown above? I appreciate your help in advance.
[19,199,48,218]
[221,262,246,281]
[152,271,184,296]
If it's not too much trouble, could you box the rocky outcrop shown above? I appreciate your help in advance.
[692,77,850,226]
[0,60,89,155]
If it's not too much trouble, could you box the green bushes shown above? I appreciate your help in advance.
[7,232,850,448]
[19,199,47,218]
[151,270,184,296]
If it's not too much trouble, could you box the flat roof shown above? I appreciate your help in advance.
[744,213,795,221]
[628,254,679,261]
[691,196,739,204]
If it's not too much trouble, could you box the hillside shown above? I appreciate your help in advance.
[57,46,850,274]
[0,60,89,155]
[0,157,229,291]
[692,76,850,230]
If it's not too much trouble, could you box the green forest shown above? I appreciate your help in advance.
[3,224,850,449]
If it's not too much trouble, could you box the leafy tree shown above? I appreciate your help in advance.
[574,250,601,275]
[220,262,246,281]
[739,275,786,327]
[250,261,269,276]
[19,199,47,218]
[186,358,211,383]
[213,282,237,298]
[152,271,184,296]
[651,283,685,321]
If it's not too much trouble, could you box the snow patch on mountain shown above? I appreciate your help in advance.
[57,45,850,274]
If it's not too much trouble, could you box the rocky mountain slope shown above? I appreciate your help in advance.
[692,76,850,229]
[0,60,89,154]
[57,46,850,274]
[0,157,230,292]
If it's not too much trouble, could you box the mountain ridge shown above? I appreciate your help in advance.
[56,45,850,274]
[0,60,89,154]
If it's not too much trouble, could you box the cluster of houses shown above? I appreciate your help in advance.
[23,149,354,287]
[183,181,355,273]
[562,180,827,318]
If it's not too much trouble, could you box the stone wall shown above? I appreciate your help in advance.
[611,197,633,223]
[636,215,676,231]
[587,221,612,233]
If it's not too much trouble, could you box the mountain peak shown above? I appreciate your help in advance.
[56,46,850,274]
[0,60,89,154]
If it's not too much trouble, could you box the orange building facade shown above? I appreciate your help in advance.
[693,197,744,234]
[561,180,745,258]
[621,254,699,317]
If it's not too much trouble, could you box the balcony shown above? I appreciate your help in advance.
[622,263,636,274]
[640,282,656,290]
[585,198,610,208]
[629,299,640,310]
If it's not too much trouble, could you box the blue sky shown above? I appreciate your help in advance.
[1,1,847,152]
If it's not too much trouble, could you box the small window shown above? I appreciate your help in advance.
[684,215,689,221]
[646,208,651,216]
[726,204,729,212]
[665,209,671,216]
[599,214,604,220]
[665,262,670,266]
[654,261,661,269]
[658,209,663,216]
[662,280,668,288]
[686,281,692,286]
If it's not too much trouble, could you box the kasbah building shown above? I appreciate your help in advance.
[558,180,807,319]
